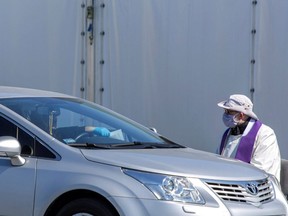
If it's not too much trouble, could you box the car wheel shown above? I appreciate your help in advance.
[56,198,117,216]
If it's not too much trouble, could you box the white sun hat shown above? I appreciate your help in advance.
[217,94,259,120]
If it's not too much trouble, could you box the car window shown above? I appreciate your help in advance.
[0,115,55,158]
[0,97,180,149]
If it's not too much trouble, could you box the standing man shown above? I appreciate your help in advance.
[217,94,281,181]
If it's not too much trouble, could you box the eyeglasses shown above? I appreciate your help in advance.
[224,109,239,115]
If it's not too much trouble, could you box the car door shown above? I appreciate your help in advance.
[0,115,36,216]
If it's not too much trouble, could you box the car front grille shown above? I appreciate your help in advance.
[204,178,274,205]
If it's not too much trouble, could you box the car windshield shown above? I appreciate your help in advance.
[0,97,182,149]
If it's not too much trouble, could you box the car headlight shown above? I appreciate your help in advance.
[123,169,205,204]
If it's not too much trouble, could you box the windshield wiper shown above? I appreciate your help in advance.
[68,143,112,149]
[106,142,184,149]
[68,142,184,149]
[68,142,141,149]
[135,142,184,149]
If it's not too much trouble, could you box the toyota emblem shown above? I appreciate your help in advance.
[245,183,258,195]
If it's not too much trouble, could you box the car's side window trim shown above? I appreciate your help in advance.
[0,114,59,159]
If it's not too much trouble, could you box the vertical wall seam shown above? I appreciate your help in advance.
[80,1,87,99]
[250,0,257,102]
[95,1,105,105]
[86,0,95,102]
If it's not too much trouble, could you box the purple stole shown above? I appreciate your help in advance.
[220,121,262,163]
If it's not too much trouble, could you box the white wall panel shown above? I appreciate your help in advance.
[254,0,288,158]
[1,0,287,159]
[100,0,253,153]
[0,0,85,97]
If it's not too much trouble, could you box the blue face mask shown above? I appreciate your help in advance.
[222,113,240,128]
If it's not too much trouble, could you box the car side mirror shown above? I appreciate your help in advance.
[149,127,157,133]
[0,136,25,166]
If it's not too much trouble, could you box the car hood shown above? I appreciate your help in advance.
[81,147,267,181]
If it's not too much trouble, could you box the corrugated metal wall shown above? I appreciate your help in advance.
[96,0,288,159]
[0,0,287,159]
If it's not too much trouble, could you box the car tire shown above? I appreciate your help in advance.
[55,198,117,216]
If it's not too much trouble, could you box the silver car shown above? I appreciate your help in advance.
[0,86,286,216]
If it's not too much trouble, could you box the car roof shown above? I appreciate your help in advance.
[0,86,74,99]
